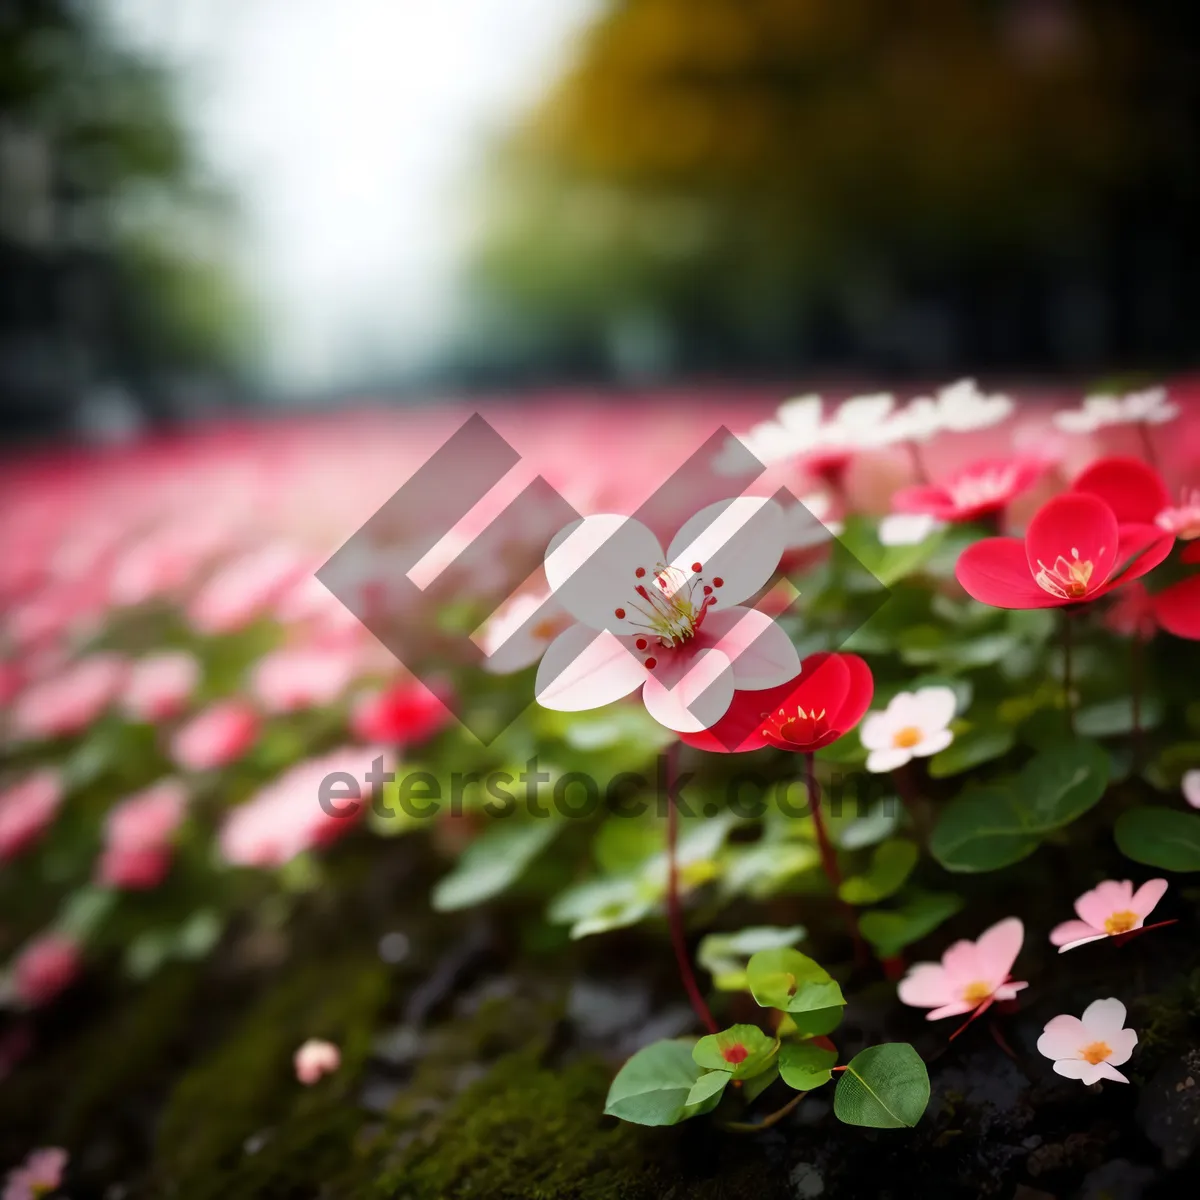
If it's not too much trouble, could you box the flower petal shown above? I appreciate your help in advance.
[897,963,951,1009]
[1104,1026,1138,1066]
[925,1000,975,1021]
[677,689,774,754]
[1038,1014,1088,1061]
[641,648,735,733]
[1054,1059,1103,1083]
[892,485,956,521]
[859,710,898,751]
[835,654,876,733]
[1184,770,1200,810]
[1104,523,1175,589]
[666,497,785,607]
[534,625,646,712]
[1092,1062,1129,1083]
[1073,456,1171,524]
[1075,879,1133,927]
[865,746,911,773]
[956,537,1062,609]
[911,728,954,758]
[1050,918,1102,947]
[699,606,798,689]
[974,917,1024,986]
[1080,997,1127,1040]
[1056,933,1110,954]
[1154,575,1200,640]
[1024,494,1118,592]
[1130,877,1168,918]
[913,686,958,730]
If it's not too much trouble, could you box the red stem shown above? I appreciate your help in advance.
[805,753,867,965]
[666,743,718,1034]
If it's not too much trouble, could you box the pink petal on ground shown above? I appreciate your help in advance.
[897,963,952,1009]
[974,917,1024,986]
[1131,878,1168,918]
[534,625,646,712]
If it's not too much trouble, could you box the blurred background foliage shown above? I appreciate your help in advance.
[466,0,1200,381]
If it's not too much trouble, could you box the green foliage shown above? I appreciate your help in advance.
[433,820,561,910]
[745,948,845,1015]
[1115,807,1200,872]
[696,925,806,990]
[778,1042,837,1091]
[859,890,964,959]
[838,839,918,905]
[928,725,1015,778]
[603,1040,725,1126]
[931,738,1110,872]
[692,1025,779,1079]
[833,1044,930,1129]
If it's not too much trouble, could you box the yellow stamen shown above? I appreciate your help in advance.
[1104,910,1138,935]
[962,981,993,1006]
[1034,548,1097,599]
[892,725,923,749]
[1081,1040,1111,1065]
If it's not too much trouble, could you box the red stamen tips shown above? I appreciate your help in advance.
[635,638,648,650]
[635,567,646,578]
[614,607,626,619]
[644,657,657,670]
[723,1043,749,1065]
[712,577,724,587]
[691,561,702,573]
[703,585,712,595]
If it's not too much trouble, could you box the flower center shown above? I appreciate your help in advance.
[764,705,829,746]
[531,616,566,641]
[1034,548,1096,599]
[962,981,993,1007]
[617,561,721,661]
[1080,1040,1111,1065]
[723,1043,749,1065]
[892,725,923,749]
[1104,910,1138,935]
[1156,491,1200,540]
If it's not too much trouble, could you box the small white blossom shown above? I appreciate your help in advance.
[1054,387,1178,434]
[878,513,944,547]
[860,686,957,772]
[1037,998,1136,1085]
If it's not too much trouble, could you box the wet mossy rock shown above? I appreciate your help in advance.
[151,955,389,1199]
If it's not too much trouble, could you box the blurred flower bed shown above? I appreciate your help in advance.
[2,382,1200,1197]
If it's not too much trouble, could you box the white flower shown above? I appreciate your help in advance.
[1184,770,1200,810]
[536,497,798,732]
[889,379,1014,443]
[860,686,957,772]
[1037,998,1137,1085]
[878,512,944,547]
[1053,387,1178,434]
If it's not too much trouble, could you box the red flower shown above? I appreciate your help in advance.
[892,457,1043,523]
[955,493,1172,610]
[679,652,874,754]
[1071,456,1171,525]
[351,678,453,746]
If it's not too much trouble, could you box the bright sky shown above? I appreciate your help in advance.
[105,0,598,390]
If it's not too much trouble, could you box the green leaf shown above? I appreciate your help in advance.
[746,948,845,1014]
[1077,696,1164,738]
[1019,739,1110,831]
[778,1042,837,1091]
[604,1040,722,1126]
[56,886,117,940]
[838,839,918,905]
[928,726,1015,778]
[742,1064,779,1104]
[1115,807,1200,872]
[834,1044,930,1129]
[692,1025,779,1079]
[930,789,1040,873]
[547,878,656,939]
[686,1070,732,1107]
[834,800,899,849]
[432,820,560,911]
[859,890,965,958]
[697,926,807,991]
[778,1006,845,1038]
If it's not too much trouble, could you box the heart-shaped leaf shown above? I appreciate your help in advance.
[746,948,845,1014]
[1115,807,1200,872]
[834,1043,929,1129]
[697,926,807,991]
[604,1039,723,1126]
[686,1069,732,1108]
[779,1042,837,1091]
[929,789,1040,873]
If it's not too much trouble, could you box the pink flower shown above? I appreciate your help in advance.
[1049,878,1168,952]
[10,935,81,1008]
[188,544,311,634]
[10,654,128,740]
[898,917,1028,1020]
[1185,771,1200,809]
[97,780,187,890]
[351,679,452,746]
[294,1038,341,1085]
[892,457,1044,523]
[249,645,362,714]
[171,700,260,771]
[0,771,63,862]
[536,497,798,732]
[123,652,200,723]
[1156,488,1200,540]
[3,1146,67,1200]
[219,746,390,868]
[1037,998,1137,1085]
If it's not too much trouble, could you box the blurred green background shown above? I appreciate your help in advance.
[2,0,1199,437]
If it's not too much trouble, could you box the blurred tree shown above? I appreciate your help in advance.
[467,0,1200,379]
[0,0,249,435]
